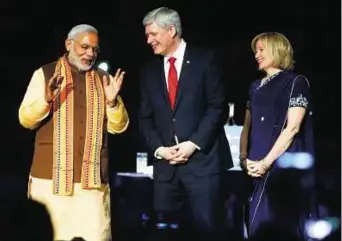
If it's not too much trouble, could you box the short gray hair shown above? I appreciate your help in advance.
[143,7,182,37]
[67,24,98,40]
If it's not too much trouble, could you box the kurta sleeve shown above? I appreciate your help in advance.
[18,68,51,130]
[106,95,129,134]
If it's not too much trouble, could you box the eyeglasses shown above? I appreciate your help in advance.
[71,40,100,54]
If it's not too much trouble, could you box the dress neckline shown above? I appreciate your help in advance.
[257,71,283,90]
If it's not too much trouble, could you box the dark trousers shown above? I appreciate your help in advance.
[153,165,225,240]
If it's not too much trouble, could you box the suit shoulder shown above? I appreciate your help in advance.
[188,45,216,58]
[188,45,222,69]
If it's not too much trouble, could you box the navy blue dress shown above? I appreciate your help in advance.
[246,71,317,239]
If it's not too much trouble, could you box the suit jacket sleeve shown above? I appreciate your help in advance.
[138,67,163,153]
[189,52,228,152]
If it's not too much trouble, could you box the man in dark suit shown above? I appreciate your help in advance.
[139,6,233,239]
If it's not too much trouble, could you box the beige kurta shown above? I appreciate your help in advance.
[19,60,129,241]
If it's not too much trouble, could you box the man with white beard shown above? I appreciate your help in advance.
[18,24,129,241]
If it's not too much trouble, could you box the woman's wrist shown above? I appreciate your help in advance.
[239,152,248,160]
[260,158,271,172]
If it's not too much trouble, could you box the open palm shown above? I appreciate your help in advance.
[103,68,125,102]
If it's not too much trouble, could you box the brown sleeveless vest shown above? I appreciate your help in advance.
[30,61,110,183]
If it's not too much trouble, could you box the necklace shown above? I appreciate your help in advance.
[259,71,282,88]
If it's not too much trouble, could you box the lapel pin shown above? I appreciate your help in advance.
[186,60,190,64]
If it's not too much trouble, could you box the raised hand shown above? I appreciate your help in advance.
[45,70,63,103]
[103,68,125,107]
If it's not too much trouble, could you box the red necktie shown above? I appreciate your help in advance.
[168,57,178,109]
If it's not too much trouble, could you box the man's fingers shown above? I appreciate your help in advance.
[173,155,187,161]
[118,71,125,81]
[49,79,61,92]
[116,72,125,86]
[49,76,57,86]
[169,145,179,151]
[53,70,60,79]
[171,151,184,159]
[56,76,64,86]
[50,69,60,82]
[49,69,62,85]
[113,68,121,80]
[169,157,187,165]
[169,151,188,161]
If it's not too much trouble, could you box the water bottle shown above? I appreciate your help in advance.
[136,152,148,173]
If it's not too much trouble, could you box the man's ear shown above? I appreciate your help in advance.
[65,39,72,52]
[169,25,177,38]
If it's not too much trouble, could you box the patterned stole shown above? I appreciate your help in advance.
[52,55,105,196]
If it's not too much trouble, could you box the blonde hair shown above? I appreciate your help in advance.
[251,32,295,70]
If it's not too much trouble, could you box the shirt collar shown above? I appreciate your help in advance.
[164,39,186,63]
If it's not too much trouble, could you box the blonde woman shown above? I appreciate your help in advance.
[239,32,317,239]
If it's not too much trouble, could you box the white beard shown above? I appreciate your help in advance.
[68,51,95,72]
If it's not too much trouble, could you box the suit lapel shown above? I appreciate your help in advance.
[174,46,191,112]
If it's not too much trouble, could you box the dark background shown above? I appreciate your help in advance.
[1,0,340,212]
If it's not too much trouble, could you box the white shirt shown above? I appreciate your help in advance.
[163,39,187,90]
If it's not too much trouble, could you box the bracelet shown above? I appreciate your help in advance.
[239,159,247,169]
[106,99,116,108]
[239,152,247,160]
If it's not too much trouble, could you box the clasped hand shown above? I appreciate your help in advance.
[158,141,197,165]
[242,159,269,177]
